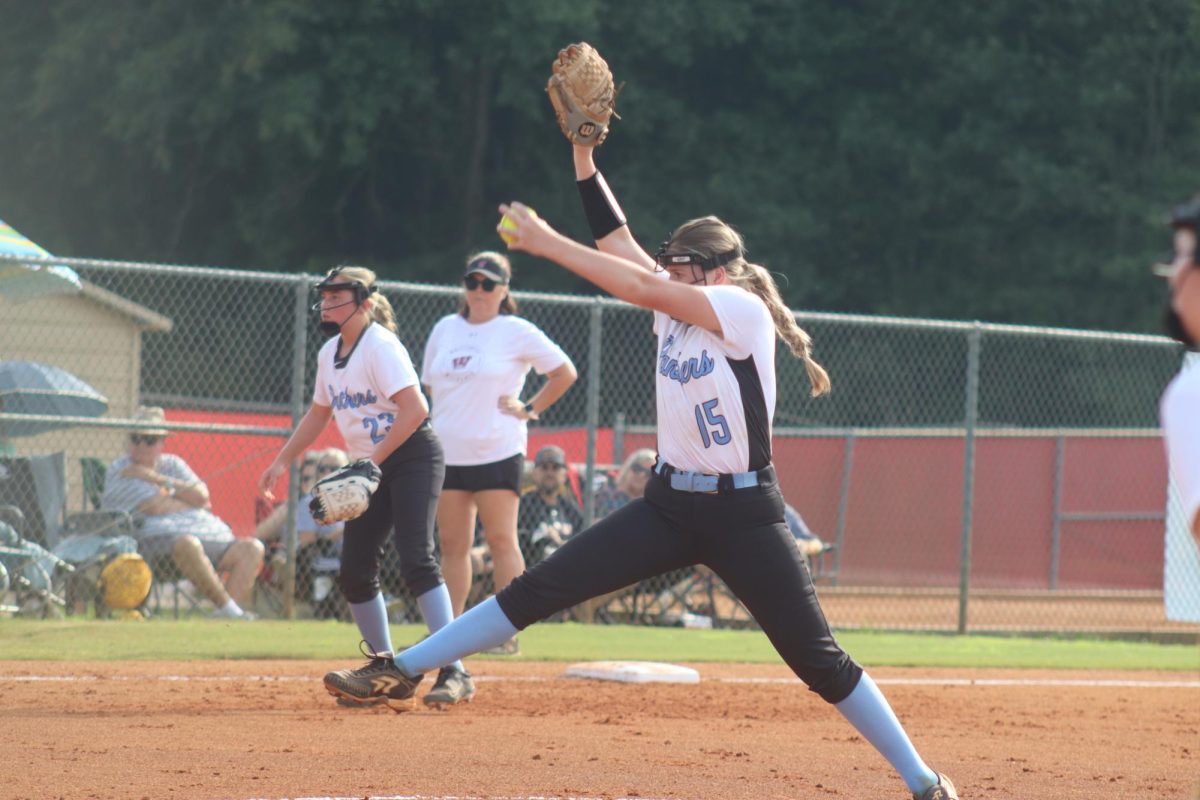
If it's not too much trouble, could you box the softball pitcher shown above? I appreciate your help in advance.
[321,175,959,800]
[258,266,466,705]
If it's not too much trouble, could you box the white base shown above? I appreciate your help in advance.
[563,660,700,684]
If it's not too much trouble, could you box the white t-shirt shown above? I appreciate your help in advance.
[312,322,423,461]
[422,314,570,466]
[652,284,777,474]
[1161,361,1200,532]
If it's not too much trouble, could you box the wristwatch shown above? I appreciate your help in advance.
[523,402,539,421]
[164,480,177,498]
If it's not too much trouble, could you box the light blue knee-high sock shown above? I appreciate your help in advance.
[394,596,518,677]
[835,672,939,794]
[414,584,464,672]
[348,593,393,655]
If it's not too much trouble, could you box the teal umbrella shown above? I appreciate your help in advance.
[0,218,81,302]
[0,361,108,437]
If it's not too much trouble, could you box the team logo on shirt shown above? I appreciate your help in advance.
[659,336,715,386]
[329,385,379,410]
[443,345,482,383]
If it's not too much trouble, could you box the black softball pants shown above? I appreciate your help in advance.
[496,468,863,704]
[339,423,446,603]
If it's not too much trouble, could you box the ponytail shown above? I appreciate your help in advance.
[728,263,830,397]
[370,292,399,335]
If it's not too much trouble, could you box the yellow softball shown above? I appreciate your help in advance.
[499,207,537,244]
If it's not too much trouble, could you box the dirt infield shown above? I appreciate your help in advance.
[2,660,1196,800]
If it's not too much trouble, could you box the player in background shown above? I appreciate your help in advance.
[319,143,959,797]
[421,250,577,700]
[1156,197,1200,545]
[257,266,462,709]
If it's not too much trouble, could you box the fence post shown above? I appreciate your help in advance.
[1049,434,1065,590]
[957,323,982,635]
[282,277,310,619]
[613,411,626,465]
[833,431,855,587]
[576,300,605,624]
[582,300,603,529]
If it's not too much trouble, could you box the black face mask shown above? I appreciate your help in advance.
[1163,303,1197,349]
[316,297,359,338]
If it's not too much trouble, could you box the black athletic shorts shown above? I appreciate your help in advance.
[442,452,524,494]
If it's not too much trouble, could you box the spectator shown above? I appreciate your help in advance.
[517,445,584,567]
[594,448,656,517]
[784,502,830,560]
[102,406,264,619]
[254,447,324,545]
[256,448,350,615]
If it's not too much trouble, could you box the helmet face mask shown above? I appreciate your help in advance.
[312,269,377,336]
[653,238,743,285]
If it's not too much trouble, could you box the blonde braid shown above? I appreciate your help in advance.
[728,263,830,397]
[369,292,399,335]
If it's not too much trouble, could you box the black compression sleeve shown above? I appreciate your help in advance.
[577,171,627,240]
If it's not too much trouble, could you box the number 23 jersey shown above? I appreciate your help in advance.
[313,322,424,461]
[653,284,777,475]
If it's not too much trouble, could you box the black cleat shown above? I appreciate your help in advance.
[324,642,424,713]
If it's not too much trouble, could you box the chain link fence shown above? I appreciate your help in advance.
[0,254,1195,636]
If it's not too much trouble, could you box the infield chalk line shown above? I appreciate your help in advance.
[3,674,1197,688]
[246,796,683,800]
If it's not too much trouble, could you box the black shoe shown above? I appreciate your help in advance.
[323,641,424,713]
[422,665,476,709]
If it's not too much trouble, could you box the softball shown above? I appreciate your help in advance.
[499,207,536,244]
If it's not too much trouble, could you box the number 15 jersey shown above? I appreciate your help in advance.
[653,284,777,475]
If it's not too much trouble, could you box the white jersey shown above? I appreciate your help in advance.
[653,284,776,474]
[1161,361,1200,531]
[422,313,570,466]
[313,322,423,461]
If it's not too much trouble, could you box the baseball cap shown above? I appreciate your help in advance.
[534,445,566,468]
[463,255,509,284]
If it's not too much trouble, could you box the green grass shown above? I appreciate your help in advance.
[1,619,1197,671]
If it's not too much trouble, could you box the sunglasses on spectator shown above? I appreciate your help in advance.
[316,463,341,475]
[537,462,567,471]
[130,434,164,446]
[629,463,651,476]
[464,276,501,292]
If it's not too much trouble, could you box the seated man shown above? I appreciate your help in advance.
[102,406,263,620]
[517,445,584,567]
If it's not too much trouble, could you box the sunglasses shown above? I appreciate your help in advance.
[316,463,341,475]
[130,434,164,446]
[629,463,651,476]
[464,276,501,292]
